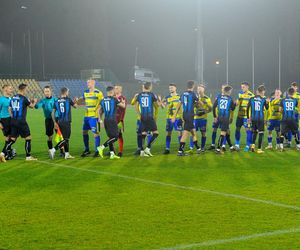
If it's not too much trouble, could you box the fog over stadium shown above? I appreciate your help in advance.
[0,0,300,91]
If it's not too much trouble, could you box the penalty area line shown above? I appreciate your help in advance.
[36,160,300,212]
[157,226,300,249]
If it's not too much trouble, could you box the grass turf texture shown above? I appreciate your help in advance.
[1,107,300,249]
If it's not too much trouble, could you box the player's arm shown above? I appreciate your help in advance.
[117,98,126,109]
[172,102,181,123]
[75,95,85,105]
[212,99,218,122]
[131,94,138,105]
[206,98,213,114]
[71,98,78,108]
[34,99,44,109]
[279,100,284,113]
[160,97,167,109]
[28,98,37,109]
[246,99,251,121]
[51,104,59,129]
[134,101,141,118]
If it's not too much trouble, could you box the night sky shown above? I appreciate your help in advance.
[0,0,300,90]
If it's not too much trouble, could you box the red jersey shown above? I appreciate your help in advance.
[116,95,127,123]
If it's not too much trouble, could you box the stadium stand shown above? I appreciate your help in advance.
[49,79,108,97]
[0,79,44,99]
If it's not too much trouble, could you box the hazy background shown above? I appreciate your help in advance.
[0,0,300,91]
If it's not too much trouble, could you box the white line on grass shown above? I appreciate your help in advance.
[158,227,300,249]
[37,160,300,211]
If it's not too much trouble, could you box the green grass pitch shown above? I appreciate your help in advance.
[1,107,300,249]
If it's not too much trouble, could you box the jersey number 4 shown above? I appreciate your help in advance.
[11,100,20,111]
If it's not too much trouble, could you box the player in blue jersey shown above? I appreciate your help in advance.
[35,86,58,157]
[0,84,37,162]
[49,87,78,160]
[0,84,15,160]
[97,86,126,159]
[209,84,229,150]
[279,87,300,151]
[172,80,201,156]
[135,82,159,157]
[247,85,269,153]
[212,85,236,154]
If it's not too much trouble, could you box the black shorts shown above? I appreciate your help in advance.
[104,118,119,138]
[252,120,265,132]
[1,117,11,137]
[141,116,157,132]
[11,119,31,138]
[218,117,230,131]
[281,119,298,135]
[45,118,54,137]
[58,121,71,139]
[183,113,194,132]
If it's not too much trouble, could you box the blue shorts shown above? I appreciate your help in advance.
[83,117,98,134]
[194,118,207,132]
[236,117,251,128]
[166,118,183,132]
[268,120,281,132]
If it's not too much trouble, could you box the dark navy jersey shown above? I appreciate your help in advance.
[136,92,157,118]
[10,94,31,121]
[213,95,235,119]
[280,97,298,120]
[180,91,198,115]
[54,97,75,122]
[100,96,120,119]
[247,95,269,120]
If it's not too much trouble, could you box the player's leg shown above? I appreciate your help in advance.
[164,119,173,154]
[275,122,281,149]
[225,130,235,151]
[144,119,158,156]
[63,123,74,159]
[178,130,189,155]
[209,120,218,150]
[189,119,198,150]
[251,127,258,152]
[190,128,201,154]
[135,120,143,155]
[235,118,242,149]
[266,120,273,149]
[19,122,36,161]
[200,120,207,152]
[0,136,16,162]
[216,130,226,154]
[257,121,265,153]
[90,118,100,157]
[81,117,91,156]
[245,119,252,152]
[290,120,300,150]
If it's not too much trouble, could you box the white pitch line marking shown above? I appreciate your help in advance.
[158,227,300,249]
[36,160,300,211]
